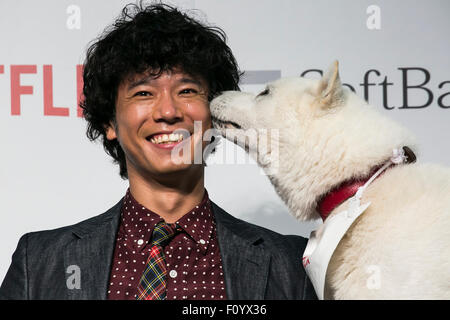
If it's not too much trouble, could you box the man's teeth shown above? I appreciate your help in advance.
[150,133,184,144]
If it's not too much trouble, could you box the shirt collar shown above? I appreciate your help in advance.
[174,190,214,255]
[120,189,215,255]
[120,190,163,252]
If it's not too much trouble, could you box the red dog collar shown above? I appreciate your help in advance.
[316,146,416,221]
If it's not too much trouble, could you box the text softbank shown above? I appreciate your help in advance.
[301,67,450,109]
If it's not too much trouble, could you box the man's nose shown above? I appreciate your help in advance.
[152,92,183,124]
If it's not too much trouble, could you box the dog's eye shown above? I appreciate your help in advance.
[257,88,270,98]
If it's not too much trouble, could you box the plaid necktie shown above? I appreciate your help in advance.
[136,221,179,300]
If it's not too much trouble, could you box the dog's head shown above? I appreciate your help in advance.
[210,61,416,220]
[211,60,344,150]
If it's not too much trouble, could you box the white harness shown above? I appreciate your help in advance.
[302,148,408,299]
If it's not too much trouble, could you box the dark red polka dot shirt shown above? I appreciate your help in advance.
[107,189,227,300]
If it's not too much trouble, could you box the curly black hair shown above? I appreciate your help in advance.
[80,2,241,179]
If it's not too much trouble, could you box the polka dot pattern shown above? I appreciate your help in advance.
[107,189,227,300]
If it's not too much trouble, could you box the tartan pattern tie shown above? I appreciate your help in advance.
[136,221,179,300]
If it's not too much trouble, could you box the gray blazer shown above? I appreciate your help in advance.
[0,199,317,300]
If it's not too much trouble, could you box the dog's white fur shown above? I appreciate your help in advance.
[210,61,450,299]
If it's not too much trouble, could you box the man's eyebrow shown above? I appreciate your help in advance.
[127,76,153,91]
[126,76,204,91]
[178,77,203,86]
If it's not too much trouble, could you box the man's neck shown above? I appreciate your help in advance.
[127,167,206,223]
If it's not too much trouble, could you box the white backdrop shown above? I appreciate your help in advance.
[1,0,449,284]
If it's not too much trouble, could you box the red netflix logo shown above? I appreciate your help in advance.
[2,64,84,117]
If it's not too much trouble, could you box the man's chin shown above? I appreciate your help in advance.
[146,160,204,177]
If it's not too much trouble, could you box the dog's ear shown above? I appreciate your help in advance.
[316,60,344,109]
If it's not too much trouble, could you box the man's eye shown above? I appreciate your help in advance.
[257,88,270,97]
[134,91,152,97]
[180,88,198,95]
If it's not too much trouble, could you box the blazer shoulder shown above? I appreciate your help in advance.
[20,198,122,253]
[211,201,308,254]
[211,201,317,300]
[1,199,123,300]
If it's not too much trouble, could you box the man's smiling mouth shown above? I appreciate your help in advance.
[146,132,185,145]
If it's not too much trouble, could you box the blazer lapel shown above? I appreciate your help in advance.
[63,199,122,300]
[212,202,271,300]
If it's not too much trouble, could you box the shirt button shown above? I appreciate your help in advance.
[199,239,206,245]
[169,270,177,278]
[137,239,144,246]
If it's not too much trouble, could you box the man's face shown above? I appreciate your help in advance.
[106,69,212,179]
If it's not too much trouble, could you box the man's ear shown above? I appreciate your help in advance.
[105,121,117,140]
[316,60,344,109]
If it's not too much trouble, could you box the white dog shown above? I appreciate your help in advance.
[210,61,450,299]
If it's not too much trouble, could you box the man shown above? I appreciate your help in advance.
[0,3,316,300]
